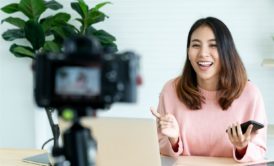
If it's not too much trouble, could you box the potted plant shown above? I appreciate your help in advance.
[1,0,117,59]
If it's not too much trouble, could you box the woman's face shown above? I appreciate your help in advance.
[188,25,221,85]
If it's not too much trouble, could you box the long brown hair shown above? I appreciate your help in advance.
[176,17,247,110]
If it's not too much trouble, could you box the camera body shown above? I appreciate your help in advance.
[34,36,140,110]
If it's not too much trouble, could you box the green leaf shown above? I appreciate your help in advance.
[43,41,60,52]
[19,0,46,20]
[93,2,111,11]
[87,10,106,26]
[2,17,26,28]
[10,44,34,58]
[51,24,78,41]
[78,0,89,17]
[86,28,117,52]
[52,24,79,40]
[2,29,25,41]
[64,24,79,35]
[50,13,70,24]
[51,26,70,38]
[45,0,63,10]
[24,20,45,50]
[71,2,87,18]
[93,29,116,44]
[86,26,97,35]
[41,13,71,32]
[1,3,19,14]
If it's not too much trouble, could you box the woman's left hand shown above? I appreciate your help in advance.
[227,122,253,150]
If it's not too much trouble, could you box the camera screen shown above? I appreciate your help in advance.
[55,66,101,97]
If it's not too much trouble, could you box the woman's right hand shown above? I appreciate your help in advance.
[150,107,179,145]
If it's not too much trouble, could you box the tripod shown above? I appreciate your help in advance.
[47,108,97,166]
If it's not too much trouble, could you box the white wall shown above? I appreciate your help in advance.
[0,1,35,147]
[0,0,274,148]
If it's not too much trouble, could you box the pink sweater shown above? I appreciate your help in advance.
[157,79,267,162]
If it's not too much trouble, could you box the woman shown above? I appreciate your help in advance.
[151,17,267,162]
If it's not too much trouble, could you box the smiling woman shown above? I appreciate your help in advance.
[151,17,267,163]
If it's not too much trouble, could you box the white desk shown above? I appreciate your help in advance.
[161,155,273,166]
[0,148,272,166]
[0,148,47,166]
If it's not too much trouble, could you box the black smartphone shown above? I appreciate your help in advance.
[240,120,264,133]
[226,120,264,133]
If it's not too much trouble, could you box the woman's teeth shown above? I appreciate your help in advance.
[198,61,213,67]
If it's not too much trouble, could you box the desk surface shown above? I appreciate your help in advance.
[0,148,273,166]
[0,149,47,166]
[161,155,273,166]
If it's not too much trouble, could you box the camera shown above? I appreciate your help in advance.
[34,36,140,110]
[33,36,141,166]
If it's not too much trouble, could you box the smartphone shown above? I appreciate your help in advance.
[226,120,264,133]
[240,120,264,133]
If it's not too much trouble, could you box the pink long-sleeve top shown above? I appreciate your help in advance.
[157,79,267,162]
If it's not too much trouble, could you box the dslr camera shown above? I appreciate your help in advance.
[33,36,140,166]
[34,36,140,111]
